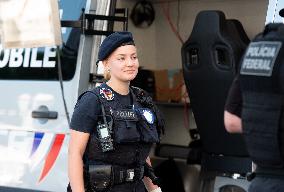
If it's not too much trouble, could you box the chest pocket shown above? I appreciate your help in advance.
[112,109,140,143]
[136,108,159,143]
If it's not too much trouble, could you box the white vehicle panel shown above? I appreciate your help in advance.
[0,0,92,191]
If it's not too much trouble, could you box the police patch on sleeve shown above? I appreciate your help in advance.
[240,41,281,77]
[141,109,155,124]
[100,87,114,101]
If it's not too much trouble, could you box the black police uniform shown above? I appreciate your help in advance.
[70,83,162,192]
[225,23,284,192]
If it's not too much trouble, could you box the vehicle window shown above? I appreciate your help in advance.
[0,0,87,81]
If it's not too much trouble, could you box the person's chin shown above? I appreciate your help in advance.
[125,74,136,81]
[125,77,135,82]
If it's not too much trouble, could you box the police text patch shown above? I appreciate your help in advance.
[240,41,281,76]
[113,109,138,121]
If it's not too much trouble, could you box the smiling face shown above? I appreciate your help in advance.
[103,44,139,83]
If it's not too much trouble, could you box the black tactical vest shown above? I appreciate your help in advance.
[239,23,284,168]
[85,83,160,166]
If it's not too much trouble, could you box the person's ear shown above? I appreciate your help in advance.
[103,60,111,71]
[102,60,111,80]
[102,60,107,69]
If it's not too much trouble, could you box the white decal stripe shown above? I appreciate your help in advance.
[30,133,54,171]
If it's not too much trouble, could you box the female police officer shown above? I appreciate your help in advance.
[68,31,164,192]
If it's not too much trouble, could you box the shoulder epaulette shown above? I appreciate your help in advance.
[131,86,149,98]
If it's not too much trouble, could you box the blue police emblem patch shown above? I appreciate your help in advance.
[142,109,154,124]
[100,87,114,101]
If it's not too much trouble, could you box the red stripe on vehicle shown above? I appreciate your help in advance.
[38,134,65,182]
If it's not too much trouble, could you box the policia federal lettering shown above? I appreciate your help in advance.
[241,41,281,76]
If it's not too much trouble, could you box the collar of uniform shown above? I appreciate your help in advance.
[101,83,135,109]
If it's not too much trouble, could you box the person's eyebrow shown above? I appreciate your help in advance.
[116,53,137,56]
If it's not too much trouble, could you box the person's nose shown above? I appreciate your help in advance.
[126,58,135,66]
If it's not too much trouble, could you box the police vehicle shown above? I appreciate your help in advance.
[0,0,118,191]
[0,0,283,192]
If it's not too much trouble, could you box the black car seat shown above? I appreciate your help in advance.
[181,10,251,192]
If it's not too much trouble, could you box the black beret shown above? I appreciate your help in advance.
[97,31,134,63]
[280,8,284,17]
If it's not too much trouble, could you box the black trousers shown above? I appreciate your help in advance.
[249,177,284,192]
[67,180,146,192]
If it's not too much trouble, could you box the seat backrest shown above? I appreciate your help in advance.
[181,10,249,157]
[226,19,250,45]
